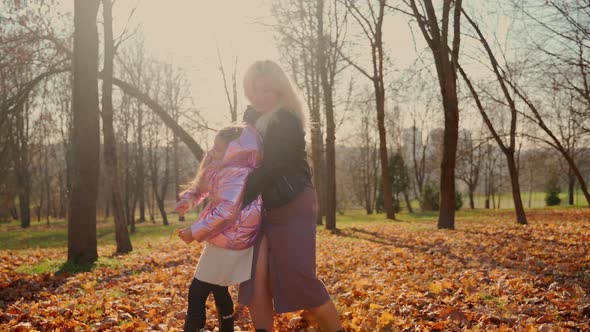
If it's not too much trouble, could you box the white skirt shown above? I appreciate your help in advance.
[194,242,254,287]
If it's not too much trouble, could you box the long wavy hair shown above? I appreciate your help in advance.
[243,60,307,136]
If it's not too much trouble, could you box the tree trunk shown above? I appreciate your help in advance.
[155,192,168,225]
[309,76,324,225]
[102,0,132,254]
[43,142,51,224]
[136,104,146,223]
[68,0,100,265]
[468,185,475,209]
[568,167,576,205]
[403,190,414,213]
[506,154,527,224]
[438,91,459,229]
[173,134,184,221]
[375,83,396,220]
[17,176,31,228]
[14,100,31,228]
[409,0,462,229]
[317,0,337,230]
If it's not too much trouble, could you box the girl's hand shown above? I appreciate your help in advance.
[174,199,189,216]
[178,228,194,244]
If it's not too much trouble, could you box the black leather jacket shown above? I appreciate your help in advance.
[242,107,312,210]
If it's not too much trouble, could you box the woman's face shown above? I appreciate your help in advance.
[249,76,281,113]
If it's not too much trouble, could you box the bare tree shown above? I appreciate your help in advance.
[342,0,396,220]
[405,0,463,229]
[317,0,347,229]
[216,47,239,122]
[350,89,380,214]
[456,129,484,210]
[458,11,527,224]
[102,0,132,253]
[272,0,347,226]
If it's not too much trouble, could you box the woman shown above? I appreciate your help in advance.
[237,60,343,332]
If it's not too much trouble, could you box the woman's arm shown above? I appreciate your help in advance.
[189,167,249,242]
[242,109,306,206]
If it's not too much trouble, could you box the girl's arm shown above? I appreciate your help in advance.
[175,186,209,215]
[189,166,248,242]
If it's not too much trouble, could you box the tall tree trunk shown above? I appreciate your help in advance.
[375,83,396,220]
[68,0,100,265]
[310,114,324,225]
[43,141,51,224]
[409,0,463,229]
[438,92,459,229]
[137,104,146,223]
[102,0,132,254]
[309,62,324,225]
[317,0,337,230]
[14,100,31,228]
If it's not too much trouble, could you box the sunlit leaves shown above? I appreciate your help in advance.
[1,208,589,331]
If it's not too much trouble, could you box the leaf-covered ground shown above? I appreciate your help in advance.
[1,208,589,331]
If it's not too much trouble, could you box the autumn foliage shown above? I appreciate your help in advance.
[1,209,589,331]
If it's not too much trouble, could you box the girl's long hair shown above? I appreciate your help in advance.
[185,126,244,193]
[243,60,308,136]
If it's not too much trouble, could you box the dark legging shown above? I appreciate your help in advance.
[184,278,234,332]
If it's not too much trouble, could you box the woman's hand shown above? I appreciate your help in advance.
[178,227,194,244]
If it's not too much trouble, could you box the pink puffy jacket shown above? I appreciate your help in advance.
[178,125,263,250]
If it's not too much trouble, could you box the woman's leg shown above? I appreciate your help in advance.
[184,278,213,332]
[211,285,234,332]
[248,235,274,331]
[307,300,342,332]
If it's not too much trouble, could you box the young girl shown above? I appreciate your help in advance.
[175,124,263,332]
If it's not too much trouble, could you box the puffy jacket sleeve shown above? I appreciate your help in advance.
[178,186,209,211]
[189,166,248,242]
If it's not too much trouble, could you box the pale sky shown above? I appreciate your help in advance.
[53,1,516,144]
[104,0,423,132]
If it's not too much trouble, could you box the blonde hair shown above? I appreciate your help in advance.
[243,60,307,135]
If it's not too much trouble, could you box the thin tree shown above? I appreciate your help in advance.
[272,0,324,224]
[216,47,239,122]
[342,0,396,219]
[458,12,527,224]
[456,130,484,209]
[405,0,463,229]
[102,0,132,253]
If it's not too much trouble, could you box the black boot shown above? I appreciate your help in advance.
[218,309,234,332]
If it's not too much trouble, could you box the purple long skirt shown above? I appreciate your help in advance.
[238,186,331,313]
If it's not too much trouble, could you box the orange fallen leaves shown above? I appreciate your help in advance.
[0,208,589,331]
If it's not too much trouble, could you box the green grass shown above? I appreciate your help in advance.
[0,210,201,250]
[16,256,125,274]
[1,202,585,252]
[471,190,587,209]
[404,190,586,210]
